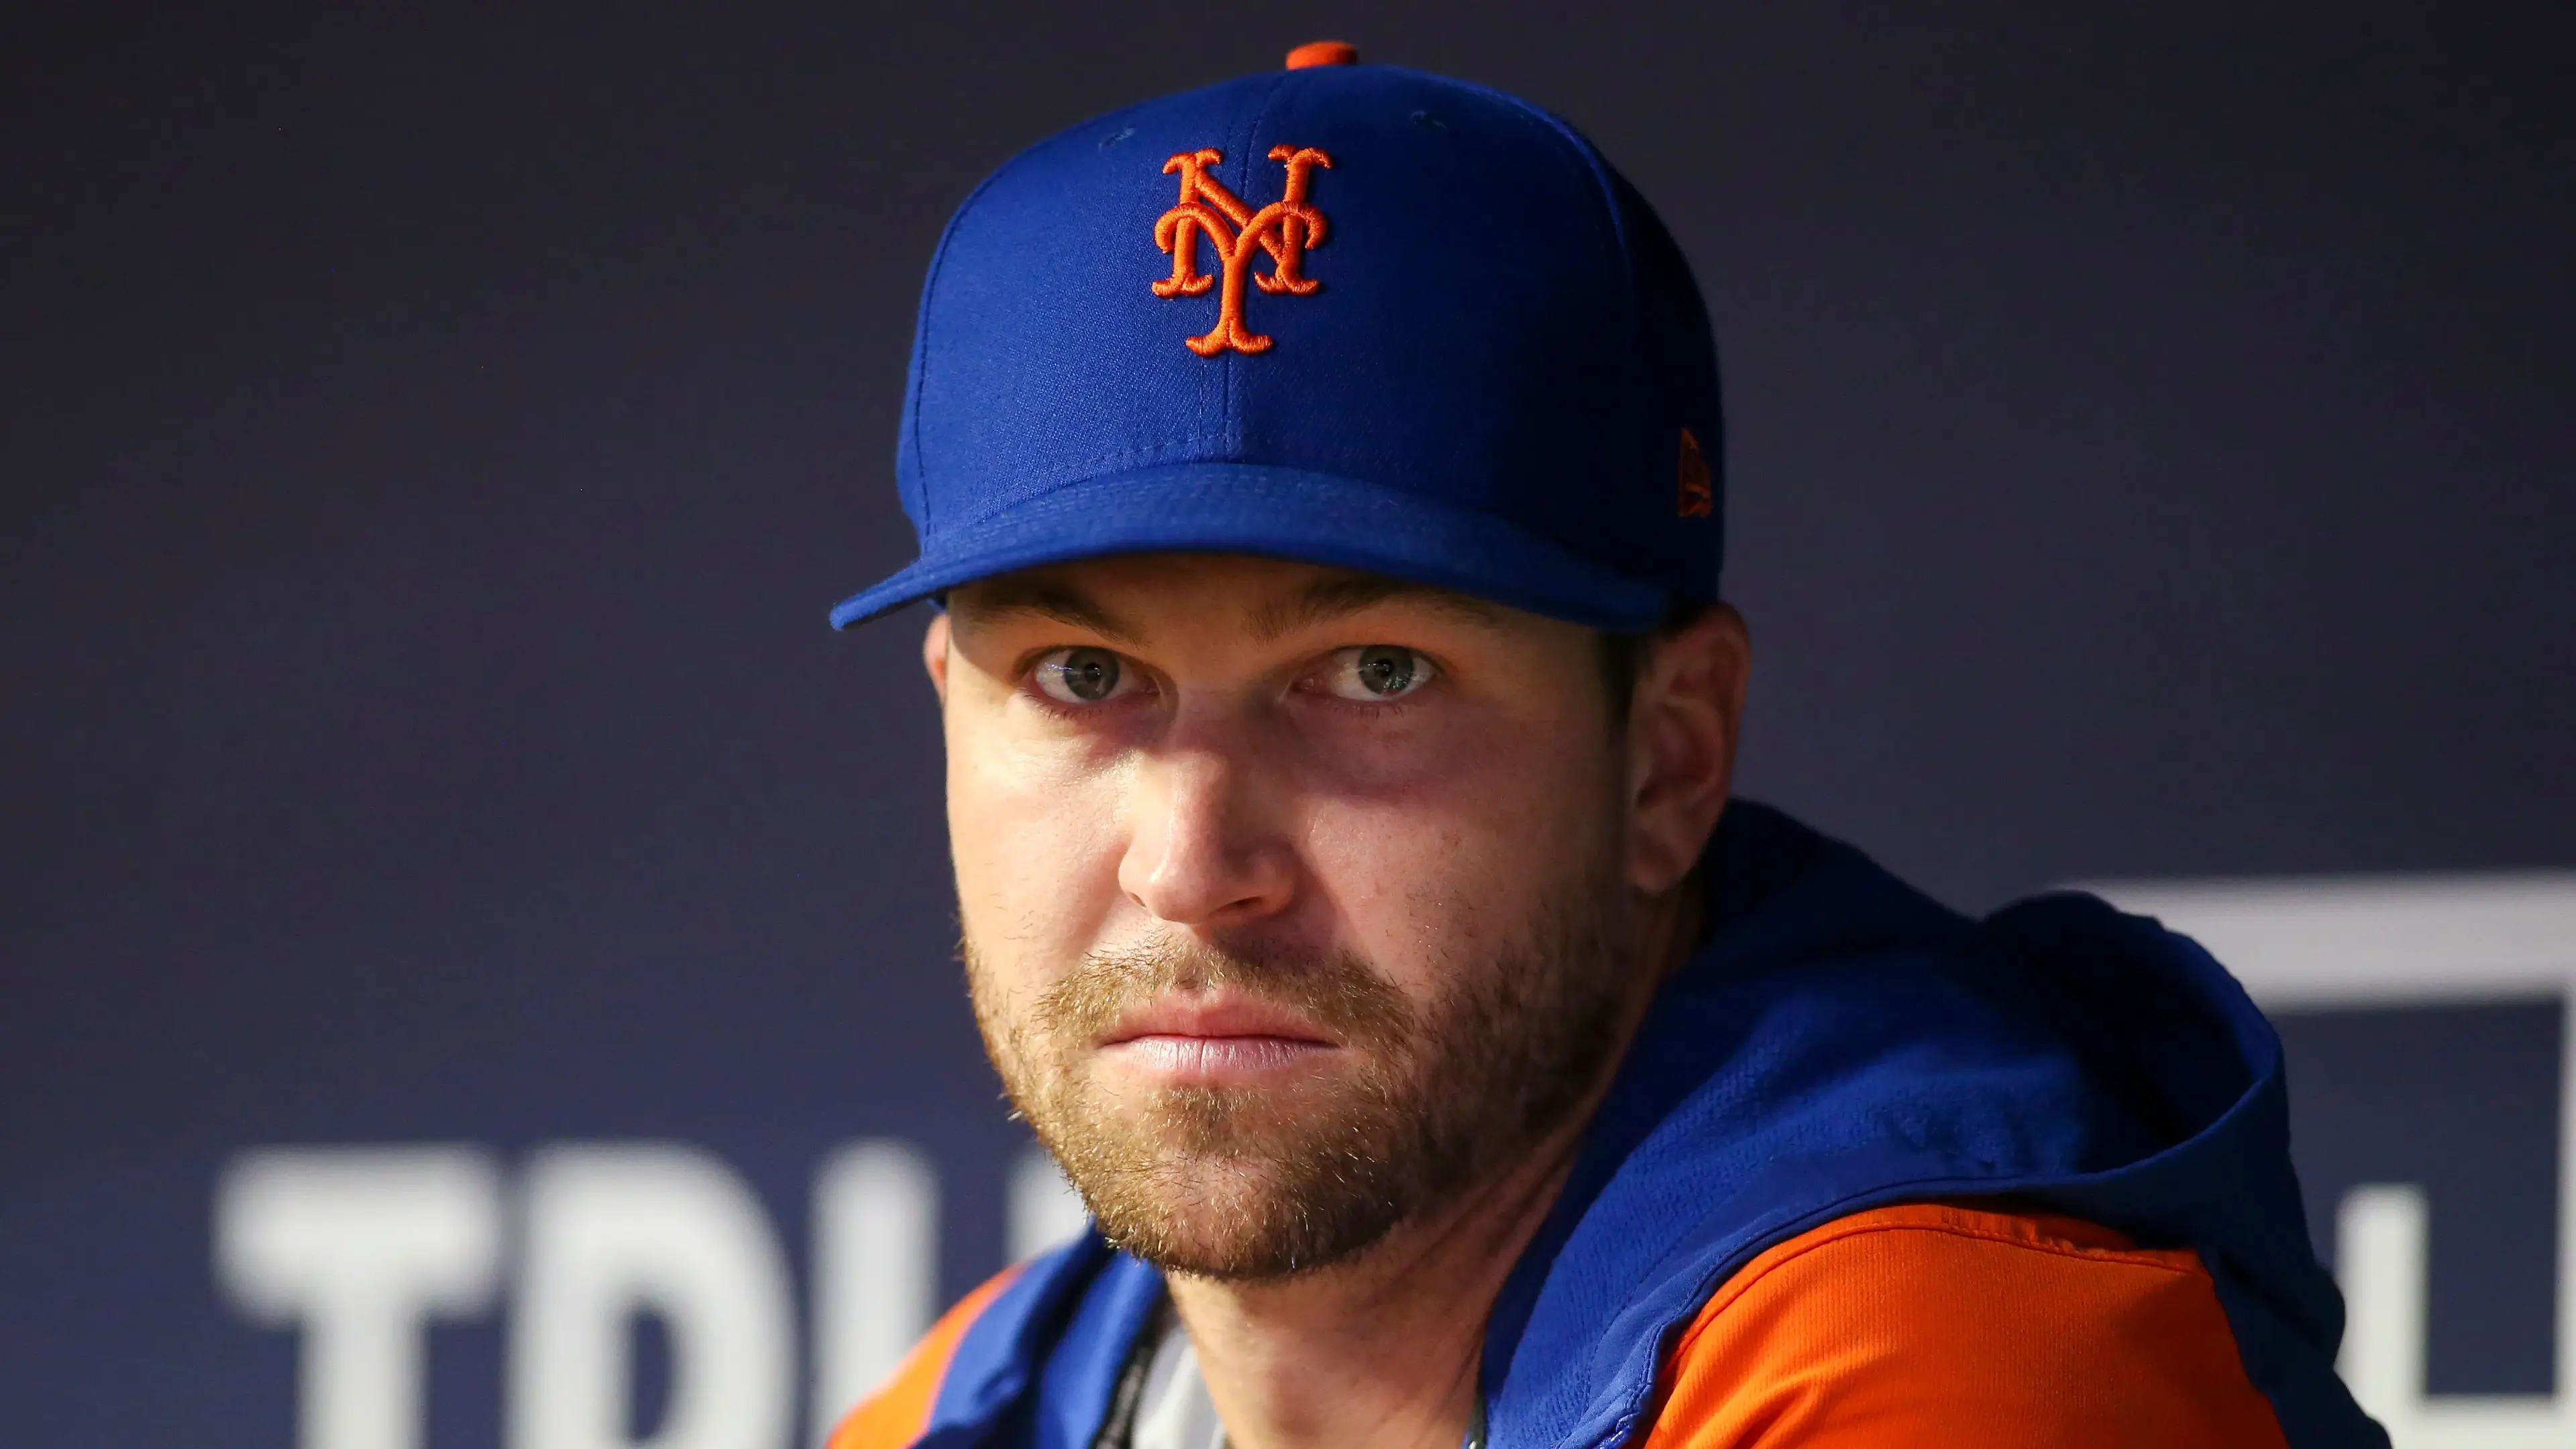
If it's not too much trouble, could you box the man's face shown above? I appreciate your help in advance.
[932,554,1655,1280]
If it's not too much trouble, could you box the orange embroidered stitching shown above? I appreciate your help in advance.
[1677,428,1713,517]
[1152,146,1332,356]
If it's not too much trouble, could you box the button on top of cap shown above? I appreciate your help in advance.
[1285,40,1359,68]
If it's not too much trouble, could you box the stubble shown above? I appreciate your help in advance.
[965,855,1633,1281]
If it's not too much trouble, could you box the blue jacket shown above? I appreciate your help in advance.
[839,802,2385,1449]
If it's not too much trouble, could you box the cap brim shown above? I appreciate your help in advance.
[829,464,1668,631]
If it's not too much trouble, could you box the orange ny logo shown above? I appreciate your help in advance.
[1152,146,1333,356]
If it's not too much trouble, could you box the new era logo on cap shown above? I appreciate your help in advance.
[830,43,1723,633]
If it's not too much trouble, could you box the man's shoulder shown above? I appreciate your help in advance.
[825,1267,1026,1449]
[1640,1201,2290,1449]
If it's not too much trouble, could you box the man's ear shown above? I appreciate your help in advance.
[1624,604,1751,896]
[922,611,953,702]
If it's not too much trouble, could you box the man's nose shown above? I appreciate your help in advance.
[1118,729,1296,928]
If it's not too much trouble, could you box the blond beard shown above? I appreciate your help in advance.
[964,859,1632,1281]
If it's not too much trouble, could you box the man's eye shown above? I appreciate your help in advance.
[1320,645,1436,702]
[1033,647,1132,705]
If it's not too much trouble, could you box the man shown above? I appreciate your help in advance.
[823,42,2385,1449]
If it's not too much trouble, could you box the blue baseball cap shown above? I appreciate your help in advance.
[830,43,1722,633]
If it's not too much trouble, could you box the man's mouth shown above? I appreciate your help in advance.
[1097,997,1340,1085]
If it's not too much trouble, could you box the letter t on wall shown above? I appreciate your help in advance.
[215,1146,504,1449]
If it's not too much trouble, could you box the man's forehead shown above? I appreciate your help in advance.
[947,554,1514,646]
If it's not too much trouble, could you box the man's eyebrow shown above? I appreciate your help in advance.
[948,581,1146,646]
[1248,574,1511,643]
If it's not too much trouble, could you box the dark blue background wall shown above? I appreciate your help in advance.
[5,3,2571,1444]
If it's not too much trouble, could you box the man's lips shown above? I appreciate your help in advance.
[1099,996,1336,1048]
[1097,998,1339,1083]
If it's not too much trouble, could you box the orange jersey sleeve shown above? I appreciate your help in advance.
[1637,1203,2290,1449]
[826,1267,1025,1449]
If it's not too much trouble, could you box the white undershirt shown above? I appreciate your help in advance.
[1112,1310,1487,1449]
[1126,1313,1228,1449]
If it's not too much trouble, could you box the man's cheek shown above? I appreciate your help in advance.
[1312,811,1499,928]
[953,762,1123,922]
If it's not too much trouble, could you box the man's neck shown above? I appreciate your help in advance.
[1162,883,1705,1449]
[1162,1120,1582,1449]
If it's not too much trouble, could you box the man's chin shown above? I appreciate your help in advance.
[1085,1158,1411,1281]
[1043,1116,1423,1280]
